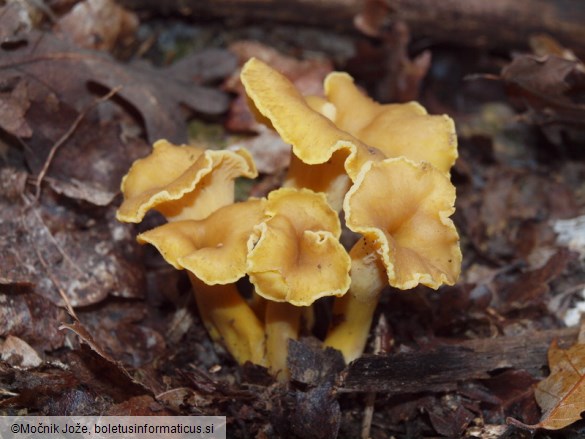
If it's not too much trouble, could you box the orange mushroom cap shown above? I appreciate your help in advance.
[344,157,461,290]
[241,58,385,181]
[241,58,457,212]
[117,139,257,223]
[324,72,458,175]
[137,199,267,284]
[247,187,351,306]
[281,78,351,210]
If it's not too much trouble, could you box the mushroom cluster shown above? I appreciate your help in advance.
[116,58,462,378]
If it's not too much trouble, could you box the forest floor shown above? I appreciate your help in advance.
[1,1,585,438]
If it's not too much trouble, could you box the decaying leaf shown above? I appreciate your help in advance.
[59,320,166,395]
[1,335,43,369]
[107,395,173,416]
[0,289,67,351]
[495,249,572,313]
[0,6,234,143]
[502,54,585,108]
[423,394,475,437]
[508,339,585,430]
[55,0,139,52]
[0,1,39,43]
[350,16,431,103]
[0,193,145,308]
[77,301,166,368]
[22,95,149,206]
[500,54,585,144]
[0,348,150,414]
[529,34,578,61]
[0,77,32,138]
[462,166,577,261]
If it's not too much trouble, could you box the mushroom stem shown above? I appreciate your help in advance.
[265,301,302,381]
[249,291,267,321]
[324,238,386,363]
[189,274,267,366]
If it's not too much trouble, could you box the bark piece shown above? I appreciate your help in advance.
[340,327,579,394]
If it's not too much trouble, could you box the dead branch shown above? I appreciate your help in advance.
[339,327,579,394]
[118,0,585,57]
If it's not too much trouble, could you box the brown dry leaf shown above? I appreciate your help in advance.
[55,0,138,52]
[423,394,475,437]
[508,340,585,430]
[0,7,233,143]
[0,77,32,138]
[59,321,154,393]
[0,192,144,308]
[1,335,43,369]
[351,14,431,103]
[0,348,149,414]
[354,0,390,37]
[501,54,585,144]
[77,301,166,368]
[60,320,124,365]
[530,34,578,61]
[0,289,67,351]
[0,167,27,200]
[465,166,577,261]
[502,54,585,106]
[462,369,541,425]
[496,249,573,313]
[22,93,149,206]
[0,1,39,43]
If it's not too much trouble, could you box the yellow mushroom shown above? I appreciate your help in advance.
[247,187,351,378]
[137,199,268,365]
[324,158,461,362]
[117,139,257,223]
[117,140,266,366]
[240,58,457,213]
[323,72,458,176]
[240,57,385,211]
[241,59,461,365]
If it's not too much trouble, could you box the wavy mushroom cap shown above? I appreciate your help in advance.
[241,58,385,181]
[324,72,458,175]
[344,157,461,290]
[117,139,258,223]
[247,188,351,306]
[137,199,267,284]
[282,94,350,211]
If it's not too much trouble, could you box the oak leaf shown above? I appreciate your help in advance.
[500,54,585,145]
[509,340,585,430]
[0,8,234,143]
